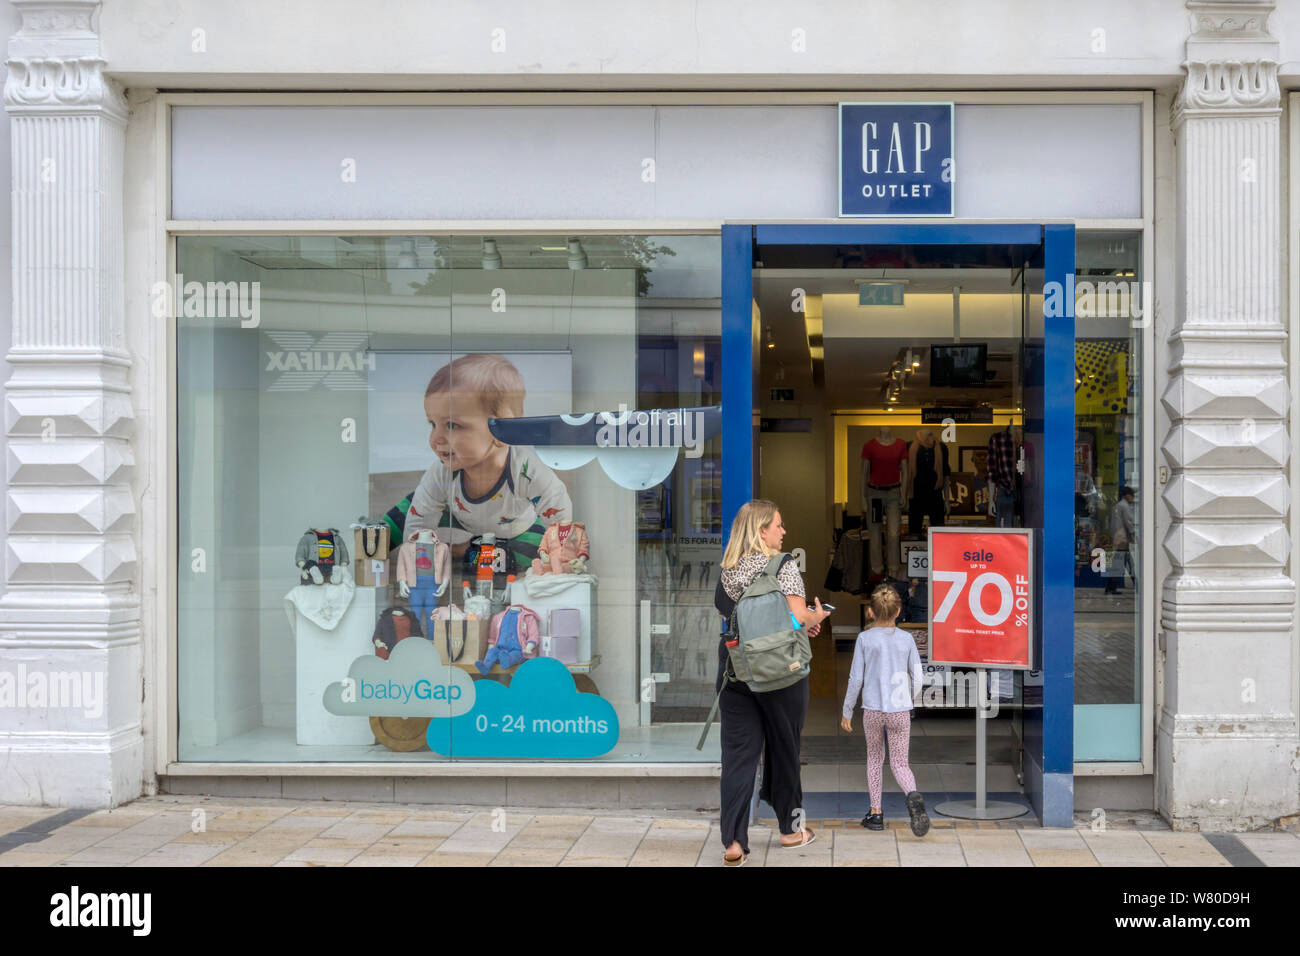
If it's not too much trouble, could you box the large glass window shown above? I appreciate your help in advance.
[176,234,721,761]
[1072,230,1144,761]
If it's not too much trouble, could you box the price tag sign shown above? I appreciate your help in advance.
[928,528,1033,669]
[906,548,929,578]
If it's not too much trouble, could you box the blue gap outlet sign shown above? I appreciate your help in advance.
[839,102,955,217]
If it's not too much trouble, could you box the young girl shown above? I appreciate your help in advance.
[841,583,930,836]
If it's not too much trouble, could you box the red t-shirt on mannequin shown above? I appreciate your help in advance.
[862,437,909,486]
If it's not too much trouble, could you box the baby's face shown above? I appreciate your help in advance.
[424,392,499,470]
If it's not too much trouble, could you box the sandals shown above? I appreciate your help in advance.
[723,850,748,867]
[780,827,816,849]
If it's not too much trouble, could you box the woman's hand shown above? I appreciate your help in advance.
[807,622,821,638]
[840,715,852,733]
[787,594,831,630]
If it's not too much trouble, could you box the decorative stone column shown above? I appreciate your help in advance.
[1161,0,1298,829]
[0,1,141,806]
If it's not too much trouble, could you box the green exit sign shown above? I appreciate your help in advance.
[858,282,906,306]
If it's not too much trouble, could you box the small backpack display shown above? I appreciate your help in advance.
[696,553,812,749]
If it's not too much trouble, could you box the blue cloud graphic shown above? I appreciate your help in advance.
[426,657,619,758]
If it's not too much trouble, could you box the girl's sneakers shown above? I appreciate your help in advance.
[906,791,931,837]
[861,812,884,830]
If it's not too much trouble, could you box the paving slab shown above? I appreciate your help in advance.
[1236,832,1300,867]
[1079,829,1165,867]
[1141,831,1232,867]
[562,815,652,866]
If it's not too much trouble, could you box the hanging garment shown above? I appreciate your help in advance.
[825,528,866,594]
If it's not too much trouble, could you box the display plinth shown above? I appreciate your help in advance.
[514,573,598,664]
[289,584,377,746]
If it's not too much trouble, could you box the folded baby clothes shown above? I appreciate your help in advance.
[283,576,356,631]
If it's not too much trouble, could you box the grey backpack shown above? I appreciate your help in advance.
[696,553,813,749]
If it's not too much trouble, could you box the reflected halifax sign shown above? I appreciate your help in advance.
[839,102,955,217]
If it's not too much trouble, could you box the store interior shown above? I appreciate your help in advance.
[754,260,1031,813]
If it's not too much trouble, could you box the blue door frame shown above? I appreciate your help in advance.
[721,222,1076,826]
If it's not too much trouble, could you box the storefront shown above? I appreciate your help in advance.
[145,93,1149,827]
[2,1,1296,830]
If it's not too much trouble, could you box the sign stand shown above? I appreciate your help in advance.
[934,667,1028,821]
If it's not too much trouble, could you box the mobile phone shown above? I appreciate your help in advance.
[812,602,836,612]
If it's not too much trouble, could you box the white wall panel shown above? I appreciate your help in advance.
[171,103,1142,222]
[955,105,1141,219]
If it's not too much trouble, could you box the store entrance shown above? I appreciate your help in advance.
[755,256,1029,817]
[721,224,1078,825]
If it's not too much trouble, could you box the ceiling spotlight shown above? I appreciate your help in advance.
[481,238,502,270]
[766,326,775,349]
[566,238,587,270]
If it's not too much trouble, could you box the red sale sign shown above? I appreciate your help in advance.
[928,528,1033,669]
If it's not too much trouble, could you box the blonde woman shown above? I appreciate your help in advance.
[713,499,831,866]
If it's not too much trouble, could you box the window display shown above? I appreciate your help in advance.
[177,234,721,762]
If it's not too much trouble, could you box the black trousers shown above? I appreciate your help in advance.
[909,491,945,536]
[716,638,809,853]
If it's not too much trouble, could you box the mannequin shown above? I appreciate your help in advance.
[397,529,451,628]
[861,426,909,580]
[986,424,1024,527]
[906,429,950,535]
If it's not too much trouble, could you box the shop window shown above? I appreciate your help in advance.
[175,234,721,761]
[1072,230,1144,761]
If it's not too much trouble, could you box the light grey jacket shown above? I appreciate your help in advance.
[842,626,924,716]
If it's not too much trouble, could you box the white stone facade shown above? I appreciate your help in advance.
[0,0,1296,829]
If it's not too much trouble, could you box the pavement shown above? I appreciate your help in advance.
[2,796,1298,866]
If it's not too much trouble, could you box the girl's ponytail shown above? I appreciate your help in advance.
[868,583,901,624]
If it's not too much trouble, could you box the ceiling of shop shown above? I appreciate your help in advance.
[755,268,1024,411]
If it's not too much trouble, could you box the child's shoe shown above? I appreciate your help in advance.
[906,791,931,837]
[861,812,884,831]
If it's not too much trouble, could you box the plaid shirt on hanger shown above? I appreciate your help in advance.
[987,430,1018,493]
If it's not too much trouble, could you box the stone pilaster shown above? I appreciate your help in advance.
[0,1,141,806]
[1160,0,1298,829]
